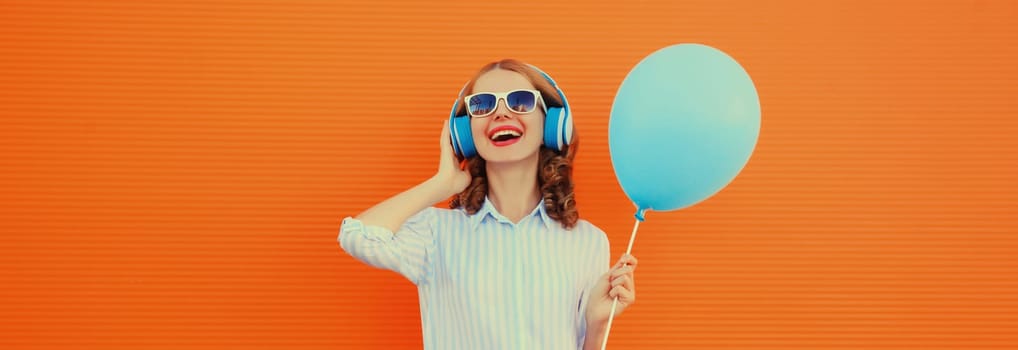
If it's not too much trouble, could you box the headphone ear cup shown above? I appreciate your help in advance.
[543,106,568,151]
[562,112,573,148]
[449,116,477,158]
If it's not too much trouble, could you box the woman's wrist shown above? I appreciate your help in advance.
[583,318,608,350]
[586,317,607,332]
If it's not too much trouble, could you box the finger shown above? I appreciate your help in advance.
[610,265,634,279]
[612,285,636,306]
[440,122,464,165]
[610,275,635,294]
[440,122,451,150]
[613,256,636,270]
[615,254,638,268]
[614,272,631,290]
[608,285,635,304]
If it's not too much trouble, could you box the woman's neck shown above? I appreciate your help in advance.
[486,152,541,224]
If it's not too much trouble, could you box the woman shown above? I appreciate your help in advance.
[339,59,637,349]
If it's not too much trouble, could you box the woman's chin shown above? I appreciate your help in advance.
[478,145,540,164]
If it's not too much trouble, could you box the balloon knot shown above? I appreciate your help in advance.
[634,208,647,222]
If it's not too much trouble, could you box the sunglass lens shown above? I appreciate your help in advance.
[467,94,496,117]
[506,91,537,113]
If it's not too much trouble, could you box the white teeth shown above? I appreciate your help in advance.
[490,129,522,140]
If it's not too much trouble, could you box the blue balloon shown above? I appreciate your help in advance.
[609,43,760,218]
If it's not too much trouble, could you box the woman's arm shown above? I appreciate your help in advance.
[355,175,454,233]
[338,123,471,285]
[355,123,470,232]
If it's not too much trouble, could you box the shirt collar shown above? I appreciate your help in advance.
[470,196,554,231]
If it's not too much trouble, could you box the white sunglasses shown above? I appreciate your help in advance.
[464,89,548,118]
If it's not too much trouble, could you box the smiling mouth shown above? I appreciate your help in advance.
[490,129,522,142]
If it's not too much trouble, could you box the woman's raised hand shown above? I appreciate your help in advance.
[435,122,472,198]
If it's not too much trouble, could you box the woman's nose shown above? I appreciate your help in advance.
[492,98,514,120]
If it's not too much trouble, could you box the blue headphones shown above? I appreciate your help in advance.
[448,64,573,159]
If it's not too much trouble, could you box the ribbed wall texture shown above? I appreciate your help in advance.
[2,0,1016,349]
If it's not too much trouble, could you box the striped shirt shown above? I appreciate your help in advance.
[338,197,610,349]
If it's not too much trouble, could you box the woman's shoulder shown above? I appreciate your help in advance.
[570,219,610,242]
[569,219,611,261]
[572,218,605,232]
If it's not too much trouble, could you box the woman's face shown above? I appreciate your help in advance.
[469,69,545,164]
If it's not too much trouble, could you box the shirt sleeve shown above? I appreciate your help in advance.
[337,208,438,286]
[575,225,611,349]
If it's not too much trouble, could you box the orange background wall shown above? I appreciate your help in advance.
[3,1,1017,349]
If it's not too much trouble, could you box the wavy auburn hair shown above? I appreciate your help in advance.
[449,59,580,229]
